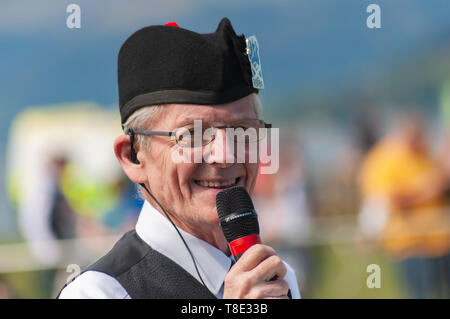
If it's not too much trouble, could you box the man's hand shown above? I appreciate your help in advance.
[223,244,290,299]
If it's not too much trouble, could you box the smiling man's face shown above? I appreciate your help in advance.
[139,94,260,247]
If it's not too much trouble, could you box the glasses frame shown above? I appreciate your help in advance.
[131,118,272,148]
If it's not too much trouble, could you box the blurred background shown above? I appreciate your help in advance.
[1,0,450,298]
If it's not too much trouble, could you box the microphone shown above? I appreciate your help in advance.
[216,185,293,298]
[216,186,261,261]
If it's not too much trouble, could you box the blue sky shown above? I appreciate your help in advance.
[2,0,450,122]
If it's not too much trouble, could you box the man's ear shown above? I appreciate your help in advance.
[114,135,147,184]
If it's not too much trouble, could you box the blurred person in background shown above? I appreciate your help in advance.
[47,156,78,241]
[357,111,450,298]
[101,176,143,232]
[16,155,78,297]
[352,103,381,159]
[18,155,76,265]
[6,104,142,297]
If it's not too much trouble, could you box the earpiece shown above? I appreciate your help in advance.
[127,129,140,164]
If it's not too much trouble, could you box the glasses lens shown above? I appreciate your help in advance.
[174,124,214,148]
[174,126,191,147]
[175,120,269,148]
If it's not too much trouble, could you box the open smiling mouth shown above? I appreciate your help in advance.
[194,177,241,189]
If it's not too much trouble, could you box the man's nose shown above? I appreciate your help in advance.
[206,129,236,165]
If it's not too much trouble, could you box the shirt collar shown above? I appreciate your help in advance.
[135,200,232,296]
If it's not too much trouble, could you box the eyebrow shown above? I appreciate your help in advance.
[174,116,251,128]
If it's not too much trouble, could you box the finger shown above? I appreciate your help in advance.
[233,244,276,272]
[252,279,290,299]
[252,255,287,282]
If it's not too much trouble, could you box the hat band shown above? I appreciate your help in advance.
[121,85,258,124]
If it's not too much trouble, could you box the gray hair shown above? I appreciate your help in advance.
[123,105,164,151]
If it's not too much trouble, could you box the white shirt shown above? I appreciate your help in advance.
[59,201,301,299]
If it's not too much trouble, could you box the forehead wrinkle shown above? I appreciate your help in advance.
[168,104,255,128]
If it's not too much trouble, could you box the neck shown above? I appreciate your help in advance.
[144,195,231,256]
[170,216,231,257]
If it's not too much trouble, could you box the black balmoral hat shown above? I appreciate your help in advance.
[118,18,263,125]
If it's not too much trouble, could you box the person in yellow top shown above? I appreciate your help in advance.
[358,114,450,298]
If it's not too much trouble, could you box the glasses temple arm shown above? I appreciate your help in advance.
[133,130,172,137]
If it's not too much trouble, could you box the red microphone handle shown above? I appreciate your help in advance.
[229,234,261,260]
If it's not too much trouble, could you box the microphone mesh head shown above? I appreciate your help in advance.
[216,186,259,242]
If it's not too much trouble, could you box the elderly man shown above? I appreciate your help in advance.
[58,18,300,299]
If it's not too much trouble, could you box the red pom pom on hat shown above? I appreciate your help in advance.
[165,22,179,27]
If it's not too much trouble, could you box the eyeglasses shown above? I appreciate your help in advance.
[131,118,272,148]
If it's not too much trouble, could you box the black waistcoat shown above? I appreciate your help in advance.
[58,230,216,299]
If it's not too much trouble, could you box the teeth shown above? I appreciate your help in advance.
[196,178,238,188]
